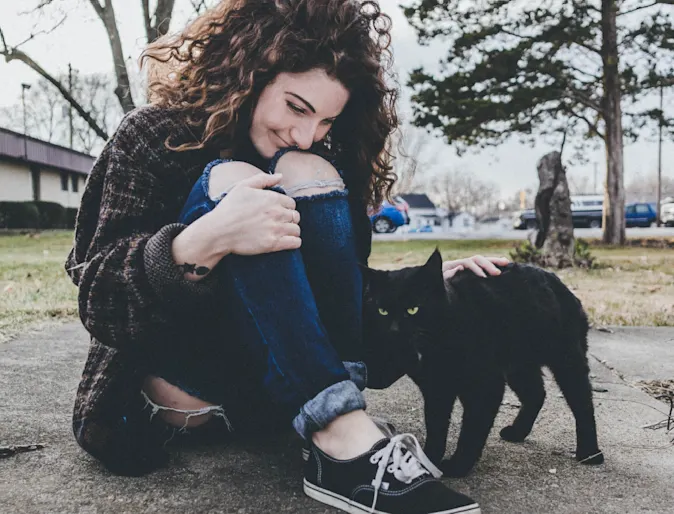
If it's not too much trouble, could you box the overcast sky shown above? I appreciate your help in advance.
[0,0,671,199]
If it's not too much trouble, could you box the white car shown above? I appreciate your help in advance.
[661,201,674,227]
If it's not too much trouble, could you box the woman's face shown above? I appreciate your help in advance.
[249,69,350,158]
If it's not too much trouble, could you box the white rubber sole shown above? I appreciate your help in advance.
[303,479,482,514]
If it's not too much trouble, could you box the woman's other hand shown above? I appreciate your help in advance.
[442,255,510,280]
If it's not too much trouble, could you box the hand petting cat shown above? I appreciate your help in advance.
[442,255,510,280]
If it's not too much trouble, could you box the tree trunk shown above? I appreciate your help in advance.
[142,0,176,44]
[601,0,626,244]
[534,151,575,268]
[90,0,135,114]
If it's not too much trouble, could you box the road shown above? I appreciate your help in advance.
[373,224,674,241]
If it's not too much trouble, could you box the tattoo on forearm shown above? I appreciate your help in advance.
[177,262,211,276]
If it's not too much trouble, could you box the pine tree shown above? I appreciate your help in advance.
[404,0,674,244]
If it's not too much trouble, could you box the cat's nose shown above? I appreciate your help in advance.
[390,321,400,333]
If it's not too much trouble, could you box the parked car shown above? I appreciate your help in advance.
[513,195,605,230]
[662,201,674,227]
[514,202,657,230]
[368,196,410,233]
[514,208,603,229]
[408,225,434,233]
[625,202,657,228]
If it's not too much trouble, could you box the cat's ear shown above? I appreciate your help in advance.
[359,264,380,293]
[425,248,444,271]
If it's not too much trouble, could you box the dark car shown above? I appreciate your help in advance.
[625,202,657,228]
[514,202,658,230]
[514,207,603,230]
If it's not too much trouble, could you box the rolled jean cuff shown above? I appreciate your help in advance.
[344,361,367,391]
[292,380,366,440]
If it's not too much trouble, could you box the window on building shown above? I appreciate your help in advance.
[61,172,69,191]
[71,173,79,193]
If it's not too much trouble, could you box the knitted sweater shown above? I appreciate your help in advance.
[65,105,373,475]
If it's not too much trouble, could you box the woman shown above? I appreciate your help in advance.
[66,1,505,512]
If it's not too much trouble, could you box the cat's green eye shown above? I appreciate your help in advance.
[378,308,389,316]
[407,307,419,315]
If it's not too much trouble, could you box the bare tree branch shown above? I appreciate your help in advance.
[10,15,68,48]
[618,2,659,16]
[391,127,438,194]
[0,44,108,140]
[564,105,606,140]
[565,63,602,82]
[1,0,186,146]
[190,0,209,14]
[88,0,105,19]
[563,86,604,113]
[0,26,7,53]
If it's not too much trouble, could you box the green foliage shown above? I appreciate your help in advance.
[403,0,674,157]
[510,237,596,268]
[0,202,40,229]
[35,201,66,229]
[574,238,596,268]
[0,201,74,229]
[510,240,545,266]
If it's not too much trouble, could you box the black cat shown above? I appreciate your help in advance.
[361,249,604,477]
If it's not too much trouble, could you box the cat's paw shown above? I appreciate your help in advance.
[440,457,474,477]
[499,425,528,442]
[576,449,604,465]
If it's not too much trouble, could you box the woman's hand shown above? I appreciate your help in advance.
[200,172,302,257]
[442,255,510,280]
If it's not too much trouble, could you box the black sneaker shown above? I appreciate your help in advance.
[302,417,396,462]
[304,434,481,514]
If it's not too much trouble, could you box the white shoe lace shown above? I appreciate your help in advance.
[368,434,442,513]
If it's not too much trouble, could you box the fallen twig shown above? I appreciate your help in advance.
[0,443,47,458]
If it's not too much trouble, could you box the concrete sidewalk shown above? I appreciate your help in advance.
[1,323,672,514]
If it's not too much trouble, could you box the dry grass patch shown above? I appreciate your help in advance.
[0,230,77,343]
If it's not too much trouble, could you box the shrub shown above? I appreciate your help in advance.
[35,201,67,229]
[510,238,596,269]
[0,201,40,229]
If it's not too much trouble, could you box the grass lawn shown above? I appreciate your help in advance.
[0,230,672,343]
[0,231,78,343]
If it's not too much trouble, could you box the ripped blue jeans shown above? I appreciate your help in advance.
[146,148,368,440]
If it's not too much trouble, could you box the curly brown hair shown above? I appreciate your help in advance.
[140,0,399,207]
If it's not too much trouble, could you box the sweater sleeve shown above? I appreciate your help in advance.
[65,108,219,351]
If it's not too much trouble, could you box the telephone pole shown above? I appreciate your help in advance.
[657,85,663,227]
[68,64,74,149]
[21,83,31,159]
